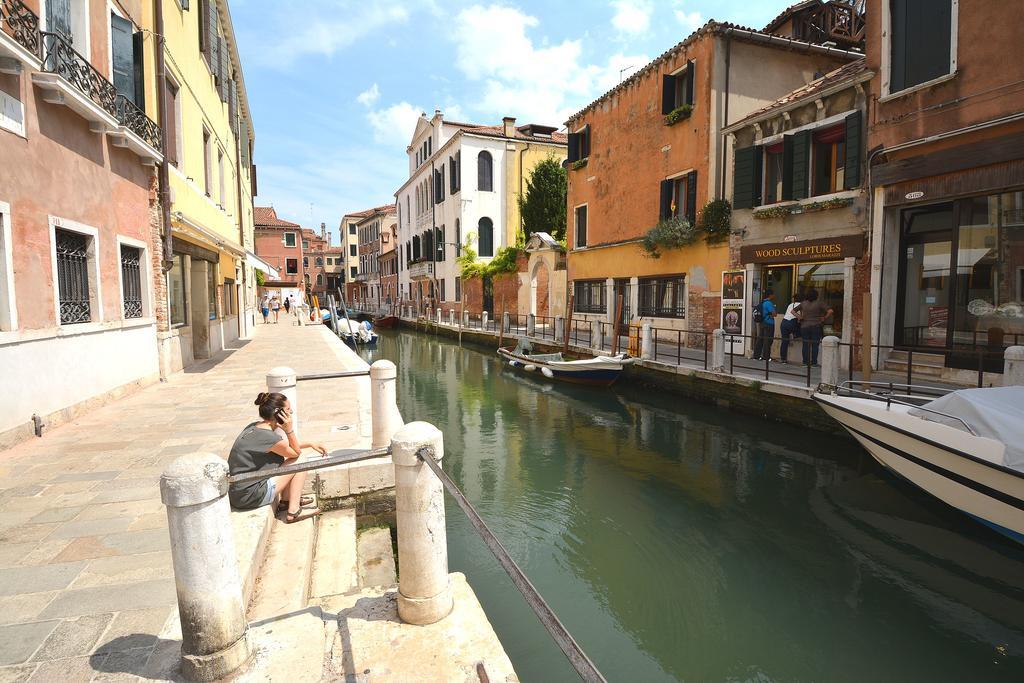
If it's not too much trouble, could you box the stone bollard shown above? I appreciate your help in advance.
[482,311,489,329]
[820,336,841,387]
[502,311,510,333]
[267,367,298,428]
[391,422,453,625]
[462,310,470,327]
[641,322,653,360]
[593,322,604,351]
[370,360,403,449]
[436,308,442,324]
[711,329,726,372]
[527,314,536,337]
[449,310,455,326]
[555,316,564,341]
[161,454,250,681]
[1005,346,1024,385]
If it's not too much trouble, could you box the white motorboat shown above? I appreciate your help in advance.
[498,340,633,387]
[814,385,1024,544]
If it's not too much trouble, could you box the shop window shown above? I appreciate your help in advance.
[661,60,695,115]
[575,205,588,247]
[574,280,605,313]
[763,143,784,204]
[169,253,187,326]
[660,171,697,224]
[797,262,844,336]
[567,125,591,163]
[889,0,954,94]
[286,258,298,274]
[638,275,686,318]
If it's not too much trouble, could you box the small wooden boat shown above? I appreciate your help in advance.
[498,344,632,387]
[373,315,399,329]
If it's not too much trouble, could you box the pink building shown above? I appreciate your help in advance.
[253,206,305,302]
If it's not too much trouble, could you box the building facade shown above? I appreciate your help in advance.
[379,222,398,308]
[254,206,305,303]
[0,0,164,445]
[354,205,395,307]
[394,111,567,316]
[564,19,858,342]
[865,0,1024,379]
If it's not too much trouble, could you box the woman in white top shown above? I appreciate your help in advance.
[779,294,802,363]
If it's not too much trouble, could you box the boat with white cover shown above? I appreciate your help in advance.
[814,384,1024,544]
[498,340,633,387]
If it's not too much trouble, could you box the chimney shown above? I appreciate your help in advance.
[320,222,326,239]
[502,116,516,138]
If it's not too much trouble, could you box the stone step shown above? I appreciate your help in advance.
[357,526,397,589]
[883,358,946,377]
[885,350,946,364]
[309,508,358,599]
[247,511,318,621]
[231,505,276,606]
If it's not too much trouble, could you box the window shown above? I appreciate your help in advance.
[763,143,784,205]
[660,171,697,224]
[222,279,235,316]
[164,78,180,166]
[455,276,461,302]
[575,205,588,248]
[120,245,143,319]
[440,279,446,302]
[284,232,296,247]
[169,253,186,326]
[478,217,494,257]
[435,167,445,203]
[316,273,324,286]
[217,148,225,205]
[478,151,493,192]
[567,125,591,163]
[450,155,460,193]
[316,257,323,266]
[207,264,217,320]
[302,238,310,250]
[661,60,695,115]
[202,127,212,196]
[573,280,605,313]
[286,258,298,275]
[638,275,686,318]
[302,256,308,268]
[888,0,953,94]
[350,244,357,257]
[349,223,357,235]
[811,125,846,196]
[54,227,94,325]
[351,266,358,278]
[437,226,444,260]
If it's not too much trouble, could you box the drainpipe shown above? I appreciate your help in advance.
[234,119,247,337]
[155,0,172,273]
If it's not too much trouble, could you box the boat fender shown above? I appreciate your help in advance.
[509,360,520,368]
[524,364,537,372]
[541,366,554,378]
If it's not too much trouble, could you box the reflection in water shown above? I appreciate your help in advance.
[363,331,1024,682]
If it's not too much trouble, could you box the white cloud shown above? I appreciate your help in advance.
[451,5,648,125]
[672,1,704,32]
[356,83,380,107]
[366,101,423,145]
[610,0,652,35]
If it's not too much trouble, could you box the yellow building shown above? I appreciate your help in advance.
[142,0,258,374]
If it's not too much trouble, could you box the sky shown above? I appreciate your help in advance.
[231,0,794,243]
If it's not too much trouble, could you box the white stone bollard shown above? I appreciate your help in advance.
[593,322,604,351]
[820,336,841,387]
[391,422,453,625]
[449,309,455,326]
[161,454,250,681]
[527,314,536,337]
[482,311,489,329]
[267,367,298,430]
[502,311,510,333]
[370,360,403,450]
[436,308,442,324]
[711,328,726,372]
[463,310,470,327]
[1005,346,1024,386]
[641,322,653,360]
[555,315,564,341]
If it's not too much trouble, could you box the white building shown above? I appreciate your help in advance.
[394,111,566,313]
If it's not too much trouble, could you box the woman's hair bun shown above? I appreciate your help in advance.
[254,392,271,406]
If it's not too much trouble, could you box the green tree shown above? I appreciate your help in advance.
[518,155,567,241]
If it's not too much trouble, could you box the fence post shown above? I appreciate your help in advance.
[527,314,536,337]
[820,336,841,387]
[267,367,298,429]
[711,329,726,372]
[391,422,453,625]
[482,311,489,329]
[502,311,510,333]
[160,454,250,681]
[593,321,604,352]
[641,322,653,360]
[370,360,403,449]
[555,315,564,341]
[1004,346,1024,386]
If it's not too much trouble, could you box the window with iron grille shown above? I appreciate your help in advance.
[55,228,92,324]
[573,280,605,313]
[638,275,686,318]
[120,245,143,318]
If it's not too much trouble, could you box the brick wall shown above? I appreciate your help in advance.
[148,174,168,332]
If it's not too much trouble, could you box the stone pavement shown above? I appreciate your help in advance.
[0,320,371,682]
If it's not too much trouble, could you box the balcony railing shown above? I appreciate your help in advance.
[116,94,162,150]
[41,31,118,119]
[1,0,41,58]
[408,260,434,280]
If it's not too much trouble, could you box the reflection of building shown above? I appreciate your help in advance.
[724,60,872,360]
[865,0,1024,377]
[254,207,305,303]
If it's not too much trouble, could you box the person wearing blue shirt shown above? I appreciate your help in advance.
[753,290,777,361]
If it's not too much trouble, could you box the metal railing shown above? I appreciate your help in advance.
[116,94,162,149]
[41,31,118,119]
[1,0,41,58]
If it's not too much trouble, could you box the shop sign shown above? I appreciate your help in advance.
[740,235,864,265]
[905,191,925,200]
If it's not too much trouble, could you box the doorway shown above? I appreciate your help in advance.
[896,204,955,348]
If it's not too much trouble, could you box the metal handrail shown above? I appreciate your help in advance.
[226,446,390,485]
[1,0,41,58]
[295,370,370,382]
[830,385,978,436]
[415,445,606,683]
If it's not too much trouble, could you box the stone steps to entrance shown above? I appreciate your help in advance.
[310,508,359,599]
[247,512,317,621]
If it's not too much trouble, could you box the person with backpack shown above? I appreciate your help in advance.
[752,289,777,361]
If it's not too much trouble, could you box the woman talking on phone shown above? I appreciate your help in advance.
[227,392,327,522]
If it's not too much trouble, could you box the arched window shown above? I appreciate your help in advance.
[478,217,494,257]
[303,257,309,267]
[477,151,493,192]
[316,273,324,285]
[315,257,323,266]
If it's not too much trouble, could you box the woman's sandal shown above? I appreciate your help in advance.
[277,495,315,513]
[285,508,320,524]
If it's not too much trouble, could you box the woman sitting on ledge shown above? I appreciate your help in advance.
[228,392,327,523]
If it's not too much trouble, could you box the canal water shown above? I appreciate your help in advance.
[360,330,1024,682]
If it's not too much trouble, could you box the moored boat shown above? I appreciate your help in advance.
[338,319,378,349]
[374,315,399,329]
[814,384,1024,544]
[498,343,632,387]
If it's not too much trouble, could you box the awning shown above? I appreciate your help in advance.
[246,251,279,279]
[172,211,246,257]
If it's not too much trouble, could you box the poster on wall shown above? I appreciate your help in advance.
[721,270,746,354]
[722,270,745,303]
[722,304,743,336]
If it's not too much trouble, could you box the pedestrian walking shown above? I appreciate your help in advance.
[799,288,833,366]
[779,294,802,363]
[227,392,327,523]
[271,296,281,323]
[283,296,291,315]
[260,296,270,324]
[752,289,777,361]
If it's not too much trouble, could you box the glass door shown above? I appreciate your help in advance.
[897,205,955,348]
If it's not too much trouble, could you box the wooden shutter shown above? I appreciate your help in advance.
[229,80,238,135]
[686,170,698,225]
[111,15,135,101]
[685,60,695,106]
[659,180,673,220]
[164,79,178,165]
[889,0,908,92]
[567,132,579,162]
[449,157,456,193]
[662,74,676,114]
[207,0,219,67]
[47,0,71,42]
[250,164,258,196]
[181,0,189,8]
[790,130,811,201]
[218,37,228,102]
[580,125,590,158]
[732,145,762,210]
[132,31,146,110]
[844,110,862,189]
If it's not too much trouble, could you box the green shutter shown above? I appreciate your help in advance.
[659,180,673,220]
[132,30,146,109]
[110,14,134,102]
[732,146,762,210]
[685,60,695,106]
[567,132,579,162]
[686,170,698,225]
[844,110,862,189]
[662,74,676,114]
[790,130,811,201]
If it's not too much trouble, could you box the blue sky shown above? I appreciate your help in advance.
[231,0,793,242]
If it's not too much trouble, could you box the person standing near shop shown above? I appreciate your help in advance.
[779,294,802,364]
[752,290,777,361]
[799,289,833,366]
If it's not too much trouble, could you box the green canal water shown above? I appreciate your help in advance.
[360,330,1024,682]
